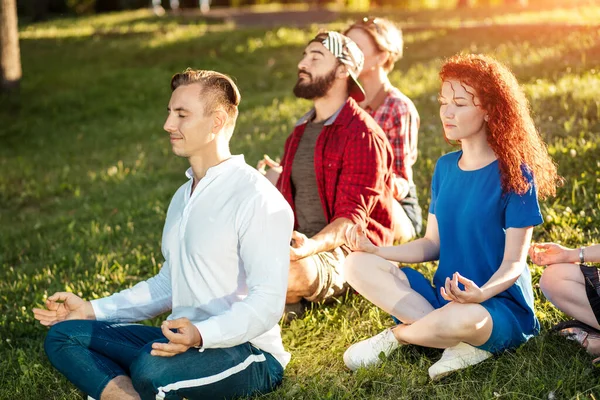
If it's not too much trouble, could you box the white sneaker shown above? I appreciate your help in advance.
[343,328,400,371]
[428,342,492,381]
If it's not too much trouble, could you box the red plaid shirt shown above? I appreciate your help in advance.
[277,98,395,247]
[367,87,420,183]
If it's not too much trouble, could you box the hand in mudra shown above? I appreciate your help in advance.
[33,292,95,326]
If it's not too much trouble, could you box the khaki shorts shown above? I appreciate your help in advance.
[304,245,351,303]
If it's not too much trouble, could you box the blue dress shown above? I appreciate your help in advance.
[402,150,542,353]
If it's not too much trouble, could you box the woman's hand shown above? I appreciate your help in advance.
[345,224,379,254]
[528,242,576,266]
[440,272,484,304]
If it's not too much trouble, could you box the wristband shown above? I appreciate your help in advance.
[579,247,585,264]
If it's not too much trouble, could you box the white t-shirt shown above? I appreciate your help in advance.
[91,155,294,367]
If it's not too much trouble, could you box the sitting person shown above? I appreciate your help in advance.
[341,54,562,380]
[258,31,395,317]
[530,242,600,362]
[32,69,294,400]
[344,17,422,242]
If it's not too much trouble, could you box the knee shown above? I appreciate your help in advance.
[287,259,316,291]
[394,220,415,244]
[343,252,370,287]
[130,349,173,397]
[539,264,563,301]
[44,320,82,360]
[343,252,389,288]
[130,351,160,396]
[437,303,490,339]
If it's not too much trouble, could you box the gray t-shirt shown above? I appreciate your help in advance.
[291,121,328,237]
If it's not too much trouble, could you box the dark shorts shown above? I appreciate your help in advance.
[581,264,600,325]
[399,184,423,235]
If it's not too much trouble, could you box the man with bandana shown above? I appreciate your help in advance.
[258,31,395,318]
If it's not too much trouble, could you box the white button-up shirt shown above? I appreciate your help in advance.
[91,155,294,367]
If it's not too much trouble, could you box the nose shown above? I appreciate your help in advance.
[164,113,177,133]
[441,105,454,119]
[298,56,309,72]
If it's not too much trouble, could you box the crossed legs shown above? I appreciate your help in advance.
[344,252,493,349]
[44,320,283,400]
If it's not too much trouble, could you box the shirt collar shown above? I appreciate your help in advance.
[366,86,391,114]
[294,101,347,127]
[185,155,245,180]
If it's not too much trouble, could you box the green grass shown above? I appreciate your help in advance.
[2,4,600,399]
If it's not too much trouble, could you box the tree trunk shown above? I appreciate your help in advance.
[0,0,22,92]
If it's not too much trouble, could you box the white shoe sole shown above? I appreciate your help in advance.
[428,345,492,381]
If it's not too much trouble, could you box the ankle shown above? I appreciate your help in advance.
[390,325,409,345]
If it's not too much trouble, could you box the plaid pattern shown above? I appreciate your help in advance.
[367,87,420,183]
[277,98,395,247]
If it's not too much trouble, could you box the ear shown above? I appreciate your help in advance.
[376,51,387,68]
[211,109,229,134]
[336,63,350,80]
[484,114,489,122]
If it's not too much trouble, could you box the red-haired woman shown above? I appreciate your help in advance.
[342,54,561,380]
[344,18,422,243]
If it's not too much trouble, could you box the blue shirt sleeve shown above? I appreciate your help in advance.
[429,159,441,215]
[504,168,543,229]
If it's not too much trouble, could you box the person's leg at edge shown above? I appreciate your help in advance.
[540,263,600,330]
[541,263,600,355]
[44,320,164,400]
[130,342,283,400]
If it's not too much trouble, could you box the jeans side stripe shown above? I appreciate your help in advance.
[155,353,267,399]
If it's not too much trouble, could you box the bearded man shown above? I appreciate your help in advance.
[258,31,395,318]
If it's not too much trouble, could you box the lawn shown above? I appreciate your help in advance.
[1,3,600,399]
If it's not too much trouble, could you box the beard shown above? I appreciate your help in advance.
[293,67,337,100]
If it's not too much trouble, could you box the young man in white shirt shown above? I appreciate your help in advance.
[33,69,294,400]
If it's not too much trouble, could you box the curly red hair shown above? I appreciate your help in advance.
[439,53,561,199]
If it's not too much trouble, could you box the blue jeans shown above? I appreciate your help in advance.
[44,320,284,400]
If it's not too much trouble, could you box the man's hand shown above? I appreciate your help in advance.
[32,292,96,326]
[256,154,282,186]
[345,224,378,254]
[290,231,318,261]
[529,242,576,266]
[151,318,202,357]
[440,272,485,304]
[393,176,410,201]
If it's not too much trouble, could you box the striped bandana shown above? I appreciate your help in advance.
[313,31,366,102]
